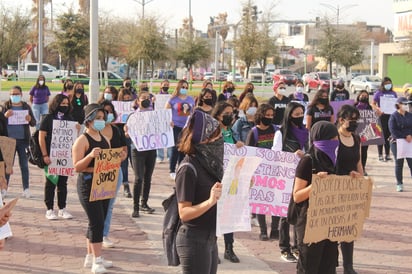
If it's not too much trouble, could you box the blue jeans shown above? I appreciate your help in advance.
[103,170,123,237]
[390,142,412,185]
[176,225,218,274]
[32,103,48,129]
[6,139,29,190]
[157,147,172,161]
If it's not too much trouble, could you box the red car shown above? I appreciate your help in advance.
[272,69,297,86]
[305,72,333,93]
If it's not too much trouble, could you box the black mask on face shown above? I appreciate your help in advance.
[319,98,329,105]
[226,87,234,93]
[222,114,233,126]
[142,87,149,92]
[162,86,169,92]
[66,84,74,90]
[359,97,368,103]
[290,116,304,127]
[248,88,254,93]
[347,120,358,132]
[203,98,213,106]
[261,117,273,126]
[337,85,344,89]
[141,99,151,108]
[76,88,84,94]
[57,106,69,114]
[125,82,131,88]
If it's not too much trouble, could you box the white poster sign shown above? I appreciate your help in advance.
[8,110,29,125]
[380,97,398,114]
[112,101,134,123]
[396,138,412,159]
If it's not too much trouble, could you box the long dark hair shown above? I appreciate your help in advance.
[100,100,118,121]
[280,102,305,145]
[197,88,217,107]
[309,89,330,108]
[255,103,274,125]
[336,104,360,127]
[49,94,70,114]
[212,101,233,121]
[380,76,393,91]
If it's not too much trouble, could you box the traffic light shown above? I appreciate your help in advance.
[252,6,258,21]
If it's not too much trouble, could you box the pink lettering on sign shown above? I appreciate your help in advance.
[253,175,286,190]
[250,203,288,217]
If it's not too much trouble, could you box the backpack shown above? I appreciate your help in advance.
[26,130,45,169]
[162,162,197,266]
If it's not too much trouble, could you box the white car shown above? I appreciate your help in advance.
[350,75,381,94]
[203,72,214,81]
[227,72,243,82]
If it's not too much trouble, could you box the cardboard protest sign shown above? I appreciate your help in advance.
[89,148,123,202]
[217,156,262,236]
[8,110,29,125]
[224,143,299,217]
[112,101,134,123]
[0,136,16,174]
[48,120,78,176]
[356,110,384,146]
[396,138,412,159]
[330,100,355,121]
[155,94,171,110]
[304,175,373,244]
[0,195,15,240]
[380,97,397,114]
[127,109,174,151]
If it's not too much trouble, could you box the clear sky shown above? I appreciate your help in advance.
[4,0,395,33]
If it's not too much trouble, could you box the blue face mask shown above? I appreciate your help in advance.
[10,95,21,104]
[93,120,106,131]
[106,113,114,124]
[180,88,188,95]
[104,93,112,100]
[384,84,392,91]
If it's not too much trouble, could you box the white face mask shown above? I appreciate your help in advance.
[39,80,44,86]
[402,104,409,112]
[296,87,304,93]
[246,107,257,116]
[278,88,286,94]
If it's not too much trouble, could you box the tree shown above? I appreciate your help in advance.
[0,6,30,71]
[99,15,122,70]
[317,19,339,77]
[30,0,51,62]
[54,9,89,74]
[335,31,364,75]
[176,36,211,70]
[255,13,278,73]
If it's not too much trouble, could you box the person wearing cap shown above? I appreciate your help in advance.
[268,81,290,125]
[330,79,350,102]
[388,97,412,192]
[175,110,223,274]
[293,121,339,274]
[72,103,120,273]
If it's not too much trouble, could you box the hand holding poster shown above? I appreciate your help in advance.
[304,175,373,244]
[380,97,397,114]
[112,101,134,123]
[355,110,384,146]
[216,156,262,236]
[89,148,123,201]
[8,110,29,125]
[48,120,78,176]
[127,109,174,151]
[396,138,412,159]
[0,136,16,174]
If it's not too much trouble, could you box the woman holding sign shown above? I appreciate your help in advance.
[72,104,114,274]
[39,94,76,220]
[293,121,339,274]
[336,105,363,274]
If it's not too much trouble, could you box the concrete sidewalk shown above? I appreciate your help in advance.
[0,146,411,273]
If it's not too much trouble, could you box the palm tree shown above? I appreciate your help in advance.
[30,0,50,62]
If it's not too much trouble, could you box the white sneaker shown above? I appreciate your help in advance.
[22,188,31,198]
[251,217,259,227]
[102,236,114,248]
[45,209,58,220]
[169,173,176,180]
[91,258,108,274]
[1,189,6,199]
[58,208,73,219]
[84,254,113,268]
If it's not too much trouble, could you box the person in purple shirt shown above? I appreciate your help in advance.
[165,79,195,180]
[29,75,51,129]
[371,76,397,162]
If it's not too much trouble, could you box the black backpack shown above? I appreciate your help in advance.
[26,130,45,168]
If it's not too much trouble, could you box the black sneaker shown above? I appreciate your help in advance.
[270,230,279,240]
[141,204,155,214]
[259,234,269,241]
[292,250,299,260]
[280,251,297,263]
[132,210,140,218]
[385,155,392,161]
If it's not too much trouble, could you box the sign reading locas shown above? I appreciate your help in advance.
[304,175,373,244]
[89,148,122,202]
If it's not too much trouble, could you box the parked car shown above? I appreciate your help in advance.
[248,67,265,83]
[203,72,215,81]
[272,69,297,86]
[227,72,243,82]
[18,63,62,80]
[305,72,333,93]
[350,75,381,94]
[98,71,124,86]
[164,70,176,80]
[52,73,90,85]
[217,70,229,81]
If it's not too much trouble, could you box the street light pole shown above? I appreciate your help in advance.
[38,0,44,75]
[89,0,99,103]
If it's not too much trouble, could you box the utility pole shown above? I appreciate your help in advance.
[89,0,99,103]
[38,0,44,75]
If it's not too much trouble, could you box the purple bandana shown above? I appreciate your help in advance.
[313,140,339,166]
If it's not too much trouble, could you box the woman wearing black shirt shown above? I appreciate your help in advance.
[306,89,334,130]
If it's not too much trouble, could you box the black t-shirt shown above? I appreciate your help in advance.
[245,125,276,148]
[336,135,360,175]
[109,124,127,149]
[268,95,290,125]
[330,89,350,102]
[175,155,217,230]
[307,105,334,126]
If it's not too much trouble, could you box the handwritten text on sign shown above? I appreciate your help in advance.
[224,144,299,217]
[90,148,122,202]
[8,110,29,125]
[112,101,134,123]
[127,109,174,151]
[48,120,78,176]
[304,175,373,244]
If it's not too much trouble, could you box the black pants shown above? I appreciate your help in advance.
[297,239,338,274]
[44,175,68,210]
[378,114,390,156]
[176,225,218,274]
[77,173,110,243]
[361,145,369,170]
[169,126,184,173]
[279,217,297,252]
[131,149,156,209]
[257,214,280,235]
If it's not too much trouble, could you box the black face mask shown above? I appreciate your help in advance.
[226,87,234,93]
[261,117,273,126]
[319,98,329,105]
[337,85,344,89]
[141,99,151,108]
[290,116,304,127]
[248,88,254,93]
[359,97,369,103]
[347,120,358,132]
[125,82,131,88]
[142,87,149,92]
[76,88,84,94]
[203,98,213,106]
[222,114,233,126]
[162,86,169,92]
[66,85,74,90]
[57,106,69,114]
